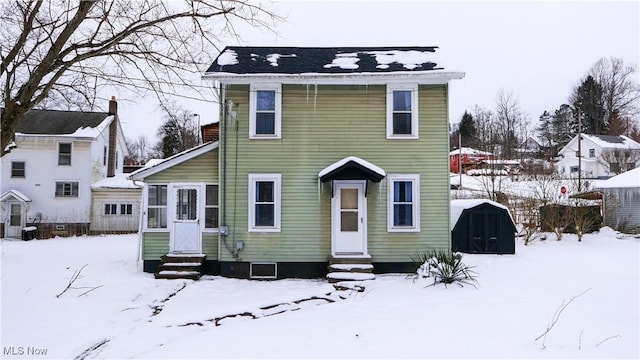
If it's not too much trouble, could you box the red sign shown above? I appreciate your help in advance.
[560,186,567,195]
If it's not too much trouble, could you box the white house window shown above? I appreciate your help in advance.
[58,143,72,165]
[103,146,108,166]
[11,161,25,178]
[55,181,79,197]
[205,184,219,229]
[575,151,580,158]
[387,84,419,139]
[387,175,420,232]
[250,84,281,139]
[589,148,595,158]
[248,174,281,232]
[147,185,167,228]
[104,204,118,215]
[570,166,579,173]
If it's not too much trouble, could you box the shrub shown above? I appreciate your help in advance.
[411,250,478,288]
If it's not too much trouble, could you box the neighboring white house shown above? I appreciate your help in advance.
[1,97,141,238]
[596,167,640,234]
[555,134,640,179]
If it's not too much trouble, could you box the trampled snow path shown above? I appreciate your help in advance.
[2,230,638,359]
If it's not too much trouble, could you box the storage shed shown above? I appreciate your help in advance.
[596,167,640,234]
[451,199,516,254]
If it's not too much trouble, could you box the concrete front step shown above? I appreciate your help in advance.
[327,272,376,283]
[155,270,201,280]
[328,263,374,273]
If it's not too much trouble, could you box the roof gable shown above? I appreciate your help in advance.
[207,46,443,75]
[16,109,113,136]
[128,142,219,181]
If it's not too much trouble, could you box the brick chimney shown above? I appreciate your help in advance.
[107,96,118,177]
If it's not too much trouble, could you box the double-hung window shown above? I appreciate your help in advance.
[147,185,167,229]
[250,84,281,139]
[387,175,420,232]
[387,84,419,139]
[205,184,219,229]
[120,204,133,215]
[55,181,79,197]
[58,143,72,165]
[11,161,25,178]
[104,204,118,215]
[248,174,281,232]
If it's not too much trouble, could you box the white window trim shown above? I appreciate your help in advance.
[144,183,168,231]
[387,174,420,232]
[249,83,282,139]
[386,84,419,139]
[58,142,73,166]
[248,174,281,232]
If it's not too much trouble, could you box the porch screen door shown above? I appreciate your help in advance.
[333,182,366,255]
[6,203,23,238]
[172,186,201,253]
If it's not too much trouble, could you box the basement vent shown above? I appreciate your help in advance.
[55,224,66,230]
[250,262,277,279]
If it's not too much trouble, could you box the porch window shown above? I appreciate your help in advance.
[10,204,21,226]
[176,188,197,220]
[387,84,419,139]
[58,143,72,165]
[11,161,25,178]
[387,175,420,232]
[248,174,281,232]
[249,84,281,139]
[55,181,79,197]
[120,204,133,215]
[147,185,167,228]
[205,185,219,229]
[589,148,595,158]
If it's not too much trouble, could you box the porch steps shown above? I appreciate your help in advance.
[155,254,206,280]
[327,256,375,283]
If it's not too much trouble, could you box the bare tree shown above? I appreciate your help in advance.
[599,147,640,175]
[494,90,529,160]
[589,57,640,124]
[1,0,278,155]
[154,102,200,158]
[471,105,496,154]
[124,134,152,165]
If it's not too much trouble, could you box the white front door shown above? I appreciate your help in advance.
[171,186,201,253]
[5,202,24,238]
[332,181,367,255]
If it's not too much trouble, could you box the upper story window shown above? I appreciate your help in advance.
[589,148,595,158]
[147,184,167,229]
[11,161,25,178]
[58,143,72,165]
[387,84,419,139]
[250,84,281,139]
[248,174,281,232]
[55,181,79,197]
[387,174,420,232]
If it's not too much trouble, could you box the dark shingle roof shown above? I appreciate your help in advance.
[16,109,111,135]
[590,134,626,144]
[206,46,443,74]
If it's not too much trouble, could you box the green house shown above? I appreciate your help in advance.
[131,46,465,280]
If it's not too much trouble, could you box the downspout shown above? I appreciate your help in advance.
[220,84,227,261]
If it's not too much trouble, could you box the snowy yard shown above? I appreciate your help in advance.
[1,230,638,359]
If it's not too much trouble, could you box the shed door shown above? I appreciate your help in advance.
[470,211,499,253]
[171,186,201,253]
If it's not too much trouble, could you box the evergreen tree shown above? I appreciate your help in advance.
[552,104,574,147]
[571,76,607,134]
[155,103,200,158]
[458,111,477,148]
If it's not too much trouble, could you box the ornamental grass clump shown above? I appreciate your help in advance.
[412,250,478,288]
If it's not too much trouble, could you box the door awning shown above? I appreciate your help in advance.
[0,189,32,203]
[318,156,386,182]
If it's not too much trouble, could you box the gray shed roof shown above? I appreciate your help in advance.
[15,109,112,135]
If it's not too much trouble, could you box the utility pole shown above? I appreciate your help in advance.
[577,112,582,192]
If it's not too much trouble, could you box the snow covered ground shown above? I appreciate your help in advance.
[1,230,638,359]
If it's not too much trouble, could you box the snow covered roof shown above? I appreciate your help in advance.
[15,109,114,139]
[129,142,219,181]
[92,173,143,190]
[582,134,640,150]
[204,46,464,84]
[450,199,513,230]
[596,167,640,189]
[0,189,31,203]
[449,147,493,156]
[318,156,386,183]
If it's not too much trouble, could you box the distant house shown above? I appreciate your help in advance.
[556,134,640,179]
[516,136,542,158]
[1,98,141,238]
[449,147,493,173]
[596,167,640,234]
[131,46,465,280]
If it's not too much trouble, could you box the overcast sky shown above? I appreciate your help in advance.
[117,0,640,141]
